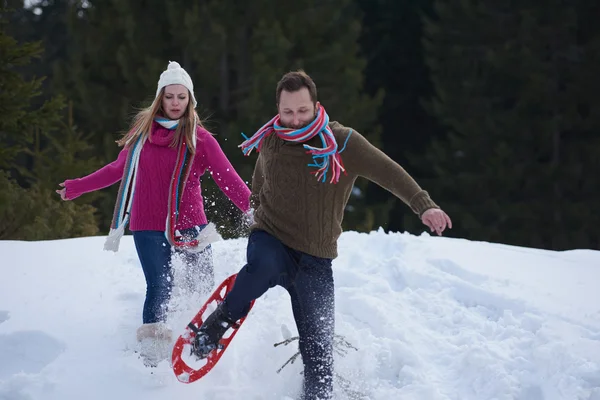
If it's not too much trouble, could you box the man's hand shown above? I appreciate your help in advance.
[421,208,452,236]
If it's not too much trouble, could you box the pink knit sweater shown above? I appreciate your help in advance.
[64,122,251,231]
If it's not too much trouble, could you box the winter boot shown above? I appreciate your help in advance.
[136,322,173,367]
[190,302,237,359]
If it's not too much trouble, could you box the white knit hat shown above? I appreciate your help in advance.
[156,61,197,107]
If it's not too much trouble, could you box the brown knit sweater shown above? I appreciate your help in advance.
[249,120,439,259]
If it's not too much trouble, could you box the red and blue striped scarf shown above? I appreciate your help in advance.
[239,105,347,184]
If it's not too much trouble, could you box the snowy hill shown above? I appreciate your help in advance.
[1,230,599,400]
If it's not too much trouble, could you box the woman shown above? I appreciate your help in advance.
[56,61,251,350]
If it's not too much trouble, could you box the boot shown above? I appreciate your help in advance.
[136,322,173,367]
[136,322,173,342]
[190,302,237,359]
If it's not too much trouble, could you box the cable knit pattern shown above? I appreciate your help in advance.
[64,122,250,231]
[250,121,439,259]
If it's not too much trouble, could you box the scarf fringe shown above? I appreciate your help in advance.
[104,217,128,252]
[170,222,222,253]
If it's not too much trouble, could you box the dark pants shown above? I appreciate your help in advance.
[225,230,335,400]
[133,225,213,324]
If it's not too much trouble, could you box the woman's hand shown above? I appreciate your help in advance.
[56,182,68,201]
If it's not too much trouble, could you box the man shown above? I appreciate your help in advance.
[192,70,452,399]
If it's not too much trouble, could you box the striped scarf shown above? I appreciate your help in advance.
[239,105,346,184]
[104,117,215,252]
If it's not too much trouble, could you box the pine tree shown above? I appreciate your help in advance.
[357,0,446,233]
[0,171,98,240]
[0,3,64,169]
[421,0,600,249]
[0,3,100,241]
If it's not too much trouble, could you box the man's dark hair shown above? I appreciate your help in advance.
[276,70,318,105]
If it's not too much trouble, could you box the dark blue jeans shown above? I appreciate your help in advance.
[225,230,335,400]
[133,225,213,324]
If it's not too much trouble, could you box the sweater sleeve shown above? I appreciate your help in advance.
[342,129,439,216]
[63,147,128,200]
[201,133,251,213]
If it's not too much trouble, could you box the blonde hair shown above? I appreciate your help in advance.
[117,87,202,154]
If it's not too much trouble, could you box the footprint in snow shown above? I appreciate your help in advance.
[427,258,489,285]
[0,330,66,379]
[117,292,144,303]
[0,310,9,324]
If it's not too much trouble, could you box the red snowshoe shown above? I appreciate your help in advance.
[171,273,255,383]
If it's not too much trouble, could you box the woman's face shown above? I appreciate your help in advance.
[162,84,189,120]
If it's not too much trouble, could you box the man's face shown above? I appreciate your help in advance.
[278,88,319,129]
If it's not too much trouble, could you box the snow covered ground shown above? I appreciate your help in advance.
[1,229,599,400]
